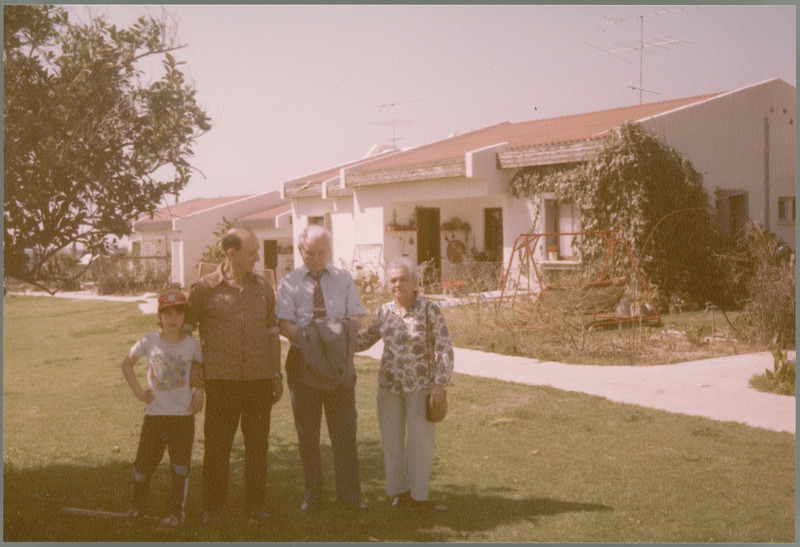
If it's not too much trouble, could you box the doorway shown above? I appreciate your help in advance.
[484,207,503,261]
[416,207,441,289]
[263,240,277,271]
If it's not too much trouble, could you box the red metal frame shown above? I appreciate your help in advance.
[497,230,660,330]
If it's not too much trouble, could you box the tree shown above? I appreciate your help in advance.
[4,5,211,292]
[510,122,726,305]
[198,218,234,266]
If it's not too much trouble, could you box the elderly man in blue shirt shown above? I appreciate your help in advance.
[277,224,368,514]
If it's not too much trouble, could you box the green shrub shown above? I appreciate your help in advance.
[198,218,234,267]
[750,337,795,396]
[730,224,795,348]
[346,263,392,326]
[683,324,711,346]
[765,339,795,391]
[97,257,170,295]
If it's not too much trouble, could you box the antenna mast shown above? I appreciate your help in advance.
[591,6,699,104]
[375,100,421,146]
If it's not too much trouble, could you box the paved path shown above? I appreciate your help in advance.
[20,291,796,434]
[22,290,160,314]
[358,341,796,434]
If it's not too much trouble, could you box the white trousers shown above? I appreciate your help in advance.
[377,387,436,501]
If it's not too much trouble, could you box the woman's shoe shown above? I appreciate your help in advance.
[391,491,411,508]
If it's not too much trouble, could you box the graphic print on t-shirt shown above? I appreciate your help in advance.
[149,351,188,391]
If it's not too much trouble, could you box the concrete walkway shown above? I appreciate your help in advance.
[20,290,161,314]
[20,291,795,434]
[358,341,796,434]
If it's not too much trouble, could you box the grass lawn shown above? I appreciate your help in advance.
[3,295,795,542]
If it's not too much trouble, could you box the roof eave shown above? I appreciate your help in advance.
[132,219,174,232]
[498,138,606,169]
[346,157,466,187]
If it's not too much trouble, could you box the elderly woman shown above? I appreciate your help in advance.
[356,257,454,509]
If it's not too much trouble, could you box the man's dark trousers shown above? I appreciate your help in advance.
[286,346,361,505]
[202,379,273,514]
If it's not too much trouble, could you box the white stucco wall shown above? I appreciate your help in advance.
[285,79,795,291]
[641,79,795,248]
[170,239,183,286]
[172,192,292,288]
[290,195,355,271]
[330,208,356,269]
[354,178,496,253]
[129,231,171,256]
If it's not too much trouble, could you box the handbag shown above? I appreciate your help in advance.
[425,305,448,423]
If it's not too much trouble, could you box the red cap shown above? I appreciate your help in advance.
[157,290,188,312]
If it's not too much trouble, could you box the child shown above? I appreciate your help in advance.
[121,290,204,532]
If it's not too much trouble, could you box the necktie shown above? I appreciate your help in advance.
[310,271,326,319]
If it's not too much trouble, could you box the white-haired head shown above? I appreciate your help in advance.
[385,257,419,283]
[299,224,331,251]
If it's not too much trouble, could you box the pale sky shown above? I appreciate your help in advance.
[87,4,796,203]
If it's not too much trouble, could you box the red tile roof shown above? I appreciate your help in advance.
[282,149,405,192]
[349,92,723,173]
[135,196,251,225]
[237,202,292,221]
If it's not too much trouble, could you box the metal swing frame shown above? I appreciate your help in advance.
[497,229,661,330]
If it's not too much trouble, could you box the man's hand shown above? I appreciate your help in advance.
[272,377,283,404]
[189,388,205,414]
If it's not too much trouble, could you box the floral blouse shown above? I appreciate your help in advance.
[356,292,454,394]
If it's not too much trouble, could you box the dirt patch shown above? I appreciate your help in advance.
[446,306,764,366]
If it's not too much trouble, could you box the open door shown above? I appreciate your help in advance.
[416,207,441,289]
[263,240,278,271]
[484,207,503,261]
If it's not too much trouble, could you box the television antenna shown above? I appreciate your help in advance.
[372,99,421,146]
[587,6,700,104]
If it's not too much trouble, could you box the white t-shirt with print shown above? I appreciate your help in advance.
[131,332,204,416]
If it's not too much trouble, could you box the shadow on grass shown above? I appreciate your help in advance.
[4,437,610,542]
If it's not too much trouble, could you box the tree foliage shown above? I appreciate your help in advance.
[4,5,211,292]
[198,218,234,267]
[510,122,726,304]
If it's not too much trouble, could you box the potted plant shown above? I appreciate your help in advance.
[440,216,470,233]
[547,245,558,261]
[386,209,416,232]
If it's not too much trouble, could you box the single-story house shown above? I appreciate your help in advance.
[281,78,795,289]
[130,191,292,288]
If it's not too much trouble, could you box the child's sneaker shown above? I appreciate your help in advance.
[156,514,181,532]
[125,508,145,527]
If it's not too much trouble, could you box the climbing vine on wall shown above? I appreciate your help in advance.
[510,122,727,305]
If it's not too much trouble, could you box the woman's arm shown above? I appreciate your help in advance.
[430,307,455,386]
[354,311,383,352]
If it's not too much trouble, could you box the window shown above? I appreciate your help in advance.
[308,216,325,227]
[141,241,155,257]
[716,190,748,238]
[778,197,795,223]
[542,198,579,260]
